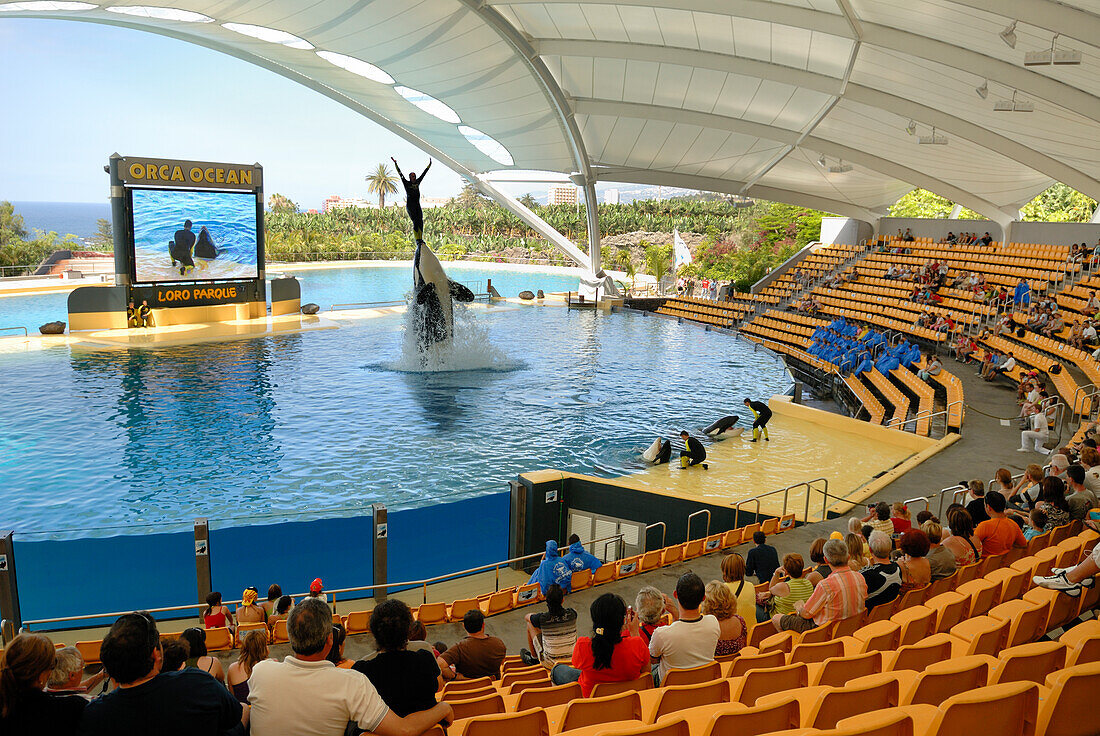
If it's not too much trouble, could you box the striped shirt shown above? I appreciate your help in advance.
[801,568,867,626]
[869,518,894,537]
[771,577,813,615]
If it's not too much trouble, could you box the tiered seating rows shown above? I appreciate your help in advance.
[977,334,1084,414]
[811,298,948,343]
[840,276,994,320]
[811,285,980,329]
[442,526,1100,736]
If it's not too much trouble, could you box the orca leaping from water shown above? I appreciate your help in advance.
[412,241,475,352]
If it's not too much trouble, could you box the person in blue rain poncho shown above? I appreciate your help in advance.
[562,534,603,574]
[529,540,573,594]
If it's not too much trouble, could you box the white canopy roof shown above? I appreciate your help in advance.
[6,0,1100,226]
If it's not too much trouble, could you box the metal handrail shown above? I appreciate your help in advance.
[884,400,963,437]
[904,495,930,512]
[0,326,28,337]
[732,477,831,528]
[643,522,666,552]
[23,531,627,628]
[686,510,711,541]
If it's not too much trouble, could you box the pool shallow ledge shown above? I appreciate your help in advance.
[519,396,950,525]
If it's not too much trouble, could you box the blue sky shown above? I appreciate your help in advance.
[0,18,485,210]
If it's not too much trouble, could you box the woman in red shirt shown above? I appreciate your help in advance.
[551,593,649,694]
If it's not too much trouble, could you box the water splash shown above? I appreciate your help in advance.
[383,299,522,373]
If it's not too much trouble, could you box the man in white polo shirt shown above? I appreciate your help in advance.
[248,597,452,736]
[648,572,720,685]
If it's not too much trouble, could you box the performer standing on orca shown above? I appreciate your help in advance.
[743,398,772,442]
[391,157,432,245]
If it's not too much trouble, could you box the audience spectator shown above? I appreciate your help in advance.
[0,633,85,732]
[1065,465,1099,521]
[521,583,578,669]
[720,553,758,627]
[921,521,957,580]
[353,600,441,717]
[915,510,935,527]
[306,578,327,603]
[236,588,265,625]
[634,586,676,645]
[773,540,866,633]
[439,610,506,681]
[917,354,942,382]
[965,480,989,525]
[227,630,268,704]
[1034,531,1100,596]
[1010,464,1044,508]
[326,623,353,669]
[179,628,225,684]
[757,553,813,624]
[806,538,830,583]
[649,573,720,685]
[249,598,450,736]
[1018,408,1049,454]
[896,529,932,591]
[863,502,894,537]
[558,593,648,696]
[262,585,282,618]
[1032,477,1072,531]
[80,611,246,736]
[528,540,573,595]
[845,533,870,570]
[1081,448,1100,495]
[992,468,1014,499]
[406,621,436,658]
[861,532,902,612]
[744,531,780,583]
[268,595,293,630]
[890,503,912,534]
[563,535,603,575]
[159,640,189,674]
[1024,508,1049,542]
[701,581,746,657]
[201,592,235,633]
[47,645,108,699]
[975,493,1027,556]
[943,507,981,565]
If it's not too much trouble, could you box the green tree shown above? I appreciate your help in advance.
[518,193,539,209]
[267,193,298,214]
[888,189,983,220]
[88,218,113,251]
[645,242,673,288]
[0,201,27,248]
[365,163,400,209]
[1020,183,1097,222]
[455,182,485,209]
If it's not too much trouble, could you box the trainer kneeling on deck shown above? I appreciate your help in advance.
[743,398,772,442]
[679,431,708,470]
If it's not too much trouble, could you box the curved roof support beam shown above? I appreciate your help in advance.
[593,166,880,224]
[574,98,1015,225]
[2,14,594,267]
[542,40,1100,199]
[941,0,1100,51]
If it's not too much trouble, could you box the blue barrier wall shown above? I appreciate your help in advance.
[210,515,373,603]
[15,530,194,629]
[387,492,510,588]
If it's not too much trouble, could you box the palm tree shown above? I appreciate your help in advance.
[365,164,399,210]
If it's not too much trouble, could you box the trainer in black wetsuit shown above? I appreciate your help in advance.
[391,157,431,245]
[743,398,772,442]
[170,220,197,274]
[679,431,708,469]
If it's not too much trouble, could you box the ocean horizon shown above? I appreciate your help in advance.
[9,200,110,242]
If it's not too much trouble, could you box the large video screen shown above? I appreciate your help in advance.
[130,188,259,284]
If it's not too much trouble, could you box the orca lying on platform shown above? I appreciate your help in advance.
[642,438,672,464]
[194,226,219,261]
[704,415,744,439]
[412,241,475,351]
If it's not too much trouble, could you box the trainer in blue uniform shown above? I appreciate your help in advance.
[563,534,603,574]
[528,540,573,594]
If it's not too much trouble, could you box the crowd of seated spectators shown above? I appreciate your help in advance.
[807,317,930,378]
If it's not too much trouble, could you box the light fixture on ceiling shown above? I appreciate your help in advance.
[905,120,917,136]
[828,160,853,174]
[918,127,948,145]
[1024,33,1082,66]
[994,89,1034,112]
[975,80,988,99]
[818,154,827,167]
[999,20,1018,49]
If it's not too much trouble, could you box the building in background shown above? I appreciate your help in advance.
[421,197,450,209]
[603,188,620,205]
[547,184,578,206]
[323,195,375,212]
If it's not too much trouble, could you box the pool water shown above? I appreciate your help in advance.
[0,263,583,334]
[0,307,791,537]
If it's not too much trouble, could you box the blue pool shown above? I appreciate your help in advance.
[0,263,584,333]
[0,306,790,538]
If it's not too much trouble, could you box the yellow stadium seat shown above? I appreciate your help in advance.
[581,717,688,736]
[1061,618,1100,667]
[514,583,542,608]
[441,677,494,697]
[515,682,583,711]
[893,655,991,706]
[987,598,1051,649]
[450,692,507,721]
[924,592,969,634]
[235,621,268,646]
[947,615,1011,657]
[76,640,102,666]
[465,709,549,736]
[726,648,787,677]
[809,651,883,688]
[731,662,809,706]
[271,618,289,644]
[688,699,801,736]
[954,578,1001,618]
[903,681,1038,736]
[480,589,515,617]
[570,569,593,592]
[988,641,1066,686]
[660,545,683,566]
[1035,661,1100,736]
[889,606,937,647]
[592,564,616,586]
[648,679,730,722]
[450,598,481,623]
[417,602,449,625]
[559,691,642,733]
[589,674,653,699]
[883,634,954,673]
[1023,585,1080,633]
[344,609,371,634]
[830,708,916,736]
[662,661,722,688]
[446,686,496,703]
[616,556,641,579]
[803,672,901,729]
[789,640,846,666]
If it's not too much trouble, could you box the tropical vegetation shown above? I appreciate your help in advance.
[0,201,81,276]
